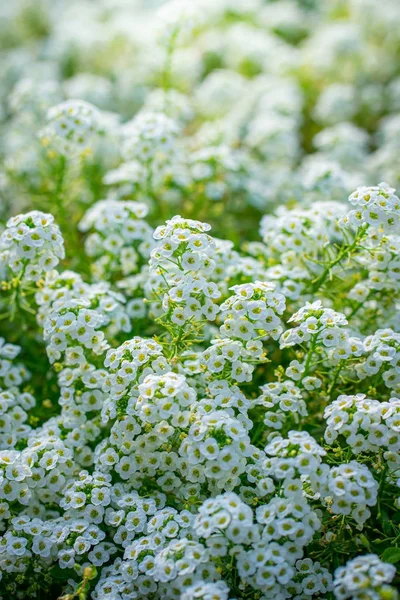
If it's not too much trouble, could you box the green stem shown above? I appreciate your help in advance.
[309,224,369,294]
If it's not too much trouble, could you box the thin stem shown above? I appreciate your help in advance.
[309,224,369,294]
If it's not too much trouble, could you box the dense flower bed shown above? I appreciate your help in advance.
[0,1,400,599]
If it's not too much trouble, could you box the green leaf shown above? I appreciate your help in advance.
[381,548,400,564]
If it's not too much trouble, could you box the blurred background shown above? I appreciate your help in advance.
[0,0,399,258]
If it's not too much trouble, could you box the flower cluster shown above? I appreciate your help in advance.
[0,338,35,449]
[0,211,64,282]
[122,112,180,167]
[40,99,104,157]
[333,555,398,600]
[324,394,400,454]
[148,216,221,347]
[180,410,256,495]
[201,282,286,386]
[39,275,130,367]
[79,199,154,282]
[258,201,347,299]
[324,461,378,528]
[355,329,400,395]
[340,182,400,235]
[256,380,307,433]
[1,0,400,598]
[0,435,75,526]
[280,301,348,349]
[100,337,169,422]
[220,282,286,342]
